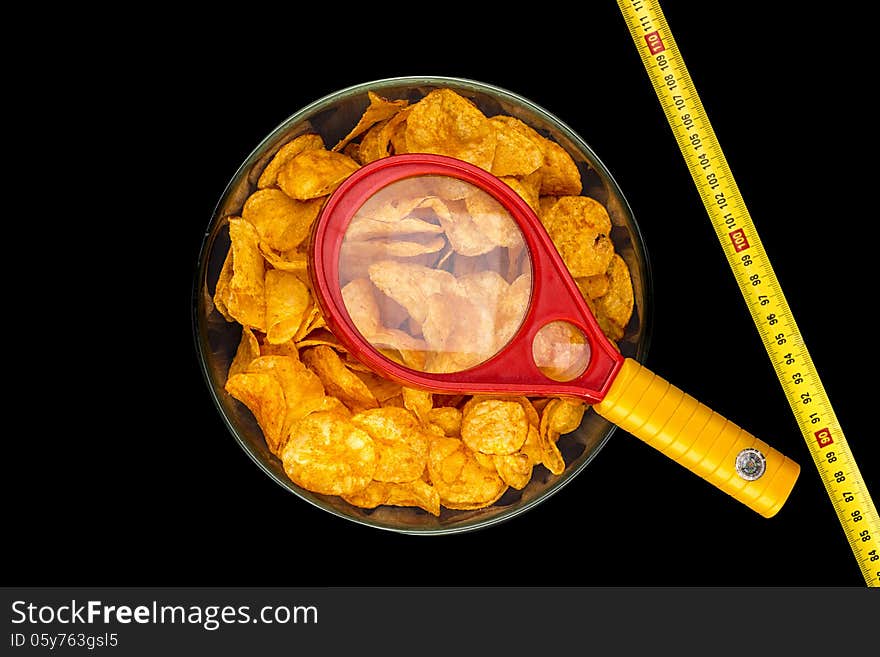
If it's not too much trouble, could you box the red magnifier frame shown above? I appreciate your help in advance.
[309,154,624,403]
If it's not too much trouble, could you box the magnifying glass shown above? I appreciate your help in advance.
[310,154,800,518]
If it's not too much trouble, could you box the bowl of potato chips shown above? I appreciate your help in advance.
[194,77,652,533]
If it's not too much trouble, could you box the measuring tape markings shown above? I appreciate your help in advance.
[618,0,879,585]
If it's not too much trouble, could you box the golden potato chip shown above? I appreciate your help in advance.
[489,115,543,177]
[242,189,323,252]
[351,407,429,483]
[244,355,328,445]
[402,386,433,424]
[421,292,498,373]
[541,196,614,278]
[277,149,360,200]
[259,338,300,359]
[496,273,531,346]
[295,328,346,351]
[519,424,543,466]
[333,91,409,152]
[464,192,524,250]
[427,436,507,508]
[302,345,379,413]
[226,218,267,331]
[460,399,529,455]
[343,479,440,517]
[368,261,459,325]
[281,411,376,495]
[358,108,413,164]
[493,452,532,490]
[381,394,406,408]
[357,119,391,164]
[405,89,497,171]
[427,406,462,437]
[547,398,586,435]
[576,273,610,300]
[340,278,427,354]
[539,195,560,219]
[490,116,581,195]
[594,253,634,332]
[389,117,408,155]
[212,250,235,322]
[540,139,583,196]
[257,133,325,189]
[258,243,309,274]
[229,326,260,378]
[499,176,540,215]
[346,216,444,242]
[342,235,447,262]
[264,270,311,345]
[538,399,567,475]
[355,371,403,403]
[293,304,322,342]
[225,371,286,454]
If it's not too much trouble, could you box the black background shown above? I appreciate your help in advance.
[13,2,877,587]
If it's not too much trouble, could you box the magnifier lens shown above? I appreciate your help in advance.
[338,175,533,374]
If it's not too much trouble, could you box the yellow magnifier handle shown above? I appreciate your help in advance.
[595,358,800,517]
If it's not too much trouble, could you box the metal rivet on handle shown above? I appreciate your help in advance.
[735,448,766,481]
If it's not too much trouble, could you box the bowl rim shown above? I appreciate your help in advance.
[191,75,654,535]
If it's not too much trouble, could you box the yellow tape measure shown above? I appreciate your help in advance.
[617,0,879,585]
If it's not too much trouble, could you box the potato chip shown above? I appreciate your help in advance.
[212,249,235,322]
[225,371,286,454]
[243,355,328,445]
[493,452,532,490]
[490,115,581,195]
[295,328,346,351]
[576,273,610,300]
[229,326,260,378]
[489,116,543,177]
[302,345,379,413]
[594,254,634,333]
[402,386,433,424]
[427,406,462,437]
[351,407,429,483]
[277,149,360,200]
[368,261,459,325]
[405,89,497,171]
[333,91,409,152]
[243,188,323,253]
[264,270,311,345]
[340,278,427,354]
[539,195,560,219]
[547,398,586,435]
[460,398,529,455]
[357,119,391,164]
[421,292,497,373]
[226,218,266,331]
[257,133,325,189]
[259,337,300,359]
[282,411,376,496]
[464,192,524,250]
[499,176,540,215]
[342,479,440,517]
[346,216,444,242]
[258,243,309,275]
[538,399,567,475]
[342,235,447,262]
[355,371,403,403]
[427,436,507,508]
[519,424,543,466]
[358,108,413,164]
[541,195,614,278]
[496,272,531,347]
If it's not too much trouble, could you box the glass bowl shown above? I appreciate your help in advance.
[192,76,653,534]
